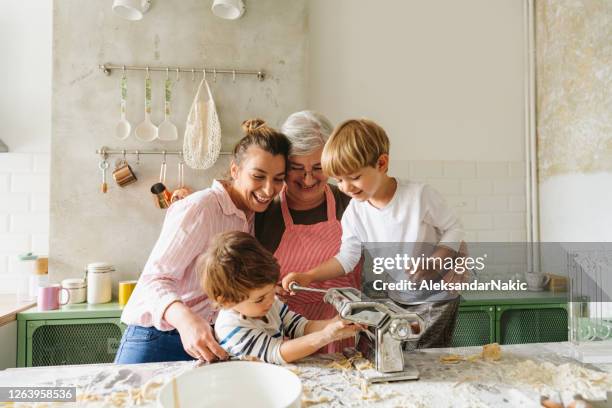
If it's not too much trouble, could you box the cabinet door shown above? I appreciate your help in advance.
[25,318,125,367]
[0,321,17,369]
[496,304,568,345]
[451,306,495,347]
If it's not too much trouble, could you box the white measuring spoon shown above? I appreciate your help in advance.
[158,69,178,141]
[115,68,131,140]
[135,69,158,142]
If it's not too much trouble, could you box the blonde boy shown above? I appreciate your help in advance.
[282,119,467,347]
[201,231,360,364]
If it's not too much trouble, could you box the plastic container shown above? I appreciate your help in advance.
[86,262,114,304]
[62,278,87,304]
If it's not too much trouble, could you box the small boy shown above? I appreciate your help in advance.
[281,118,467,348]
[200,231,361,364]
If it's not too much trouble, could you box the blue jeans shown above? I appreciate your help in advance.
[114,325,196,364]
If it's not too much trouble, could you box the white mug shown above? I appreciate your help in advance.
[525,272,550,290]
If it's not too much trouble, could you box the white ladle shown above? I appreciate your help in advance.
[115,68,131,140]
[158,68,179,141]
[135,68,158,142]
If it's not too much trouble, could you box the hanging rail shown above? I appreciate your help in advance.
[96,146,232,158]
[98,63,265,81]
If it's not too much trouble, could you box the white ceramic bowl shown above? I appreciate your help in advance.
[157,361,302,408]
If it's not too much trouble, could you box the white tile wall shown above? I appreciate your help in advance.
[390,160,527,244]
[0,153,50,294]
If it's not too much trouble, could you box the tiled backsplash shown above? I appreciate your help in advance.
[390,160,527,243]
[0,153,50,293]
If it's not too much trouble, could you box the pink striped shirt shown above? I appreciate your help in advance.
[121,180,253,331]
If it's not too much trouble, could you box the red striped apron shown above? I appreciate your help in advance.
[274,184,361,353]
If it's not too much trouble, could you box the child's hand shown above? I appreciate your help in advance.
[324,318,363,342]
[407,267,440,284]
[275,284,290,301]
[281,272,313,293]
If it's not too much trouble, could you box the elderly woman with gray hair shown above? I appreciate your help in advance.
[255,111,361,353]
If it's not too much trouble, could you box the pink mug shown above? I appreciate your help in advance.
[38,284,70,311]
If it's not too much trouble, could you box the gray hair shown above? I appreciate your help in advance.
[280,110,334,156]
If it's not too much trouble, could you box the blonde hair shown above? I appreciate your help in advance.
[200,231,280,307]
[321,118,390,177]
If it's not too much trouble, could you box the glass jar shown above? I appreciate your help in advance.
[30,256,49,301]
[17,253,38,302]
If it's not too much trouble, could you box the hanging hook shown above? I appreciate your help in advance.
[166,67,169,80]
[100,146,109,161]
[162,150,167,164]
[191,69,195,82]
[232,69,236,83]
[213,68,217,83]
[175,68,180,81]
[121,65,126,77]
[202,68,206,81]
[122,149,127,162]
[135,150,140,165]
[146,66,150,79]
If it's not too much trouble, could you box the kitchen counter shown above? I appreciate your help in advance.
[0,295,36,327]
[0,342,610,407]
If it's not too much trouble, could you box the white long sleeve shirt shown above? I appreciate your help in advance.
[215,298,308,365]
[335,179,465,303]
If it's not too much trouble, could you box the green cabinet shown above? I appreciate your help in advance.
[17,303,125,367]
[496,304,568,345]
[451,292,568,347]
[16,294,569,367]
[451,305,496,347]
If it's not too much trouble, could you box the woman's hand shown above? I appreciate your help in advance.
[166,301,228,362]
[176,314,228,362]
[281,272,313,293]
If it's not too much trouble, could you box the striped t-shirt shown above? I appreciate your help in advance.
[215,297,308,364]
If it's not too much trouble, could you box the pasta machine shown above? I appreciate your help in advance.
[289,283,425,382]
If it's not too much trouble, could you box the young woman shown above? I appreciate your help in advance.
[116,119,291,364]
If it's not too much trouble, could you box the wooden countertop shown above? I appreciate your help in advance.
[0,295,35,326]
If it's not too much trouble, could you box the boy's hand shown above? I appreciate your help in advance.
[282,272,313,293]
[442,268,471,285]
[176,314,228,363]
[324,318,363,342]
[275,284,290,301]
[407,267,440,284]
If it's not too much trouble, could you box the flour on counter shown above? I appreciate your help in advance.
[1,344,611,407]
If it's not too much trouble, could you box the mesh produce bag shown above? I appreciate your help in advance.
[183,78,222,169]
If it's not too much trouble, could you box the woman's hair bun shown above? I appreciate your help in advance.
[231,117,291,167]
[241,118,267,135]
